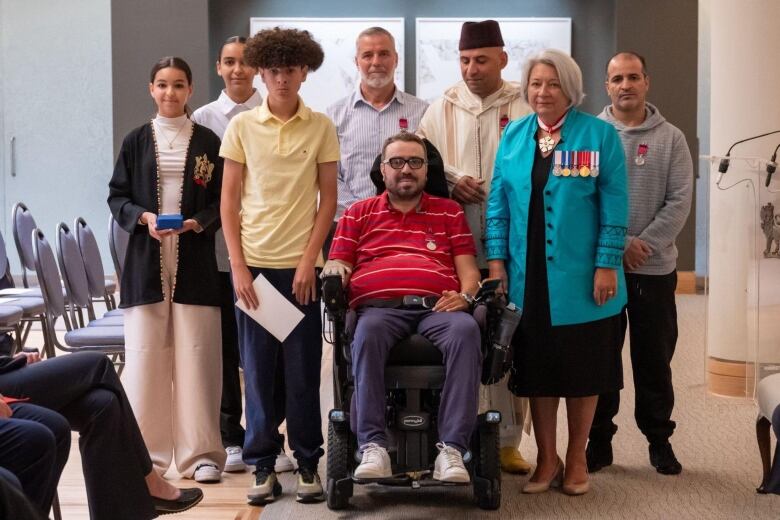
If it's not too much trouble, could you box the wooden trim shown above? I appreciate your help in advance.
[707,357,756,397]
[675,271,696,294]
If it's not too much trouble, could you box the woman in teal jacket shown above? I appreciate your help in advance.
[486,49,628,496]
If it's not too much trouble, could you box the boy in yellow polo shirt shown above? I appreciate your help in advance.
[220,27,338,505]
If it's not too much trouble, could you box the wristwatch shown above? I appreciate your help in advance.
[461,292,475,307]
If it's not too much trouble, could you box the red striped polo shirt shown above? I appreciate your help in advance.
[329,192,476,308]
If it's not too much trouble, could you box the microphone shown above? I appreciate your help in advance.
[767,143,780,187]
[717,129,780,184]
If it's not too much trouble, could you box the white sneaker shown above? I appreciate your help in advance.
[354,443,392,479]
[433,443,470,483]
[194,463,222,483]
[274,453,295,473]
[224,446,246,473]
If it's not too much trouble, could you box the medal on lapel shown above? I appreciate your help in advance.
[561,151,571,177]
[399,118,409,132]
[635,143,648,165]
[571,151,581,177]
[553,150,562,176]
[591,151,600,177]
[580,151,591,177]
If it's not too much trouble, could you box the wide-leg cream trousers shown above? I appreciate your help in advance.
[123,235,225,477]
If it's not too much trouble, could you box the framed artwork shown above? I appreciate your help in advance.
[416,18,571,103]
[249,17,405,113]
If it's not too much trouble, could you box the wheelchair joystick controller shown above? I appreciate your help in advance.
[482,302,522,385]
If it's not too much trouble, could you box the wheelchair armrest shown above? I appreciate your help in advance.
[322,274,348,318]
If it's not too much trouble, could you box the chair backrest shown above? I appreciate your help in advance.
[74,217,107,298]
[108,214,128,280]
[56,223,93,311]
[0,231,10,288]
[12,203,37,284]
[32,228,65,321]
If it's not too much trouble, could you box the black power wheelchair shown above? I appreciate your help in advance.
[320,139,522,510]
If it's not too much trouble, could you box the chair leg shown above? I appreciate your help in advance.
[52,491,63,520]
[757,415,772,492]
[13,324,23,355]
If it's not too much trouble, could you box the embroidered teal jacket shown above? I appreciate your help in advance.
[485,108,628,326]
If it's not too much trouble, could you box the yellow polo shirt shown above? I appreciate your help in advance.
[220,97,340,268]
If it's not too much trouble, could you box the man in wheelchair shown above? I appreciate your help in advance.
[324,132,483,484]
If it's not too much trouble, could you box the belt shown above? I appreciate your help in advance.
[360,295,440,310]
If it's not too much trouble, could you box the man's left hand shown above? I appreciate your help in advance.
[433,290,470,312]
[14,351,41,365]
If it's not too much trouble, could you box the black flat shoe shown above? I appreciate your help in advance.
[153,487,204,515]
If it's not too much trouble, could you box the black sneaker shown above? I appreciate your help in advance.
[586,440,613,473]
[649,442,682,475]
[247,467,281,504]
[295,467,325,503]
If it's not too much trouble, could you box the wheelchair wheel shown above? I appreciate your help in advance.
[472,417,501,510]
[326,417,353,510]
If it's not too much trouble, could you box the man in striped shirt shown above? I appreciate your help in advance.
[325,132,482,483]
[324,26,429,255]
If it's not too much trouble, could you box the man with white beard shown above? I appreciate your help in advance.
[325,27,429,255]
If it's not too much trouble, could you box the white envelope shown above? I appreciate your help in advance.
[235,274,305,342]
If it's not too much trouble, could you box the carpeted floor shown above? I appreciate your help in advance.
[261,295,780,519]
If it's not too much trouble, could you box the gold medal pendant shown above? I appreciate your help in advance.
[580,166,591,177]
[561,168,571,177]
[538,135,556,153]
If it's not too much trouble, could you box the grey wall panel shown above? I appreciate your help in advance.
[615,0,698,271]
[112,0,211,157]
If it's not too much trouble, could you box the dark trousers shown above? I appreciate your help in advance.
[0,352,156,520]
[236,267,324,471]
[351,307,482,452]
[219,271,245,448]
[322,221,338,261]
[0,467,43,520]
[0,403,69,516]
[590,271,678,445]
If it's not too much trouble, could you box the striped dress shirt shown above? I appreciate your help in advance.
[326,87,429,219]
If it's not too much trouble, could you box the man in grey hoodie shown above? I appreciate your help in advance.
[587,52,693,476]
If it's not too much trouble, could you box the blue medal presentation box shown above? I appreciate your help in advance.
[157,214,183,230]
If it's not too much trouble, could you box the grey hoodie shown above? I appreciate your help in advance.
[599,103,693,275]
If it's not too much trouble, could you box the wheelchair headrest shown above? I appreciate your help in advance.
[369,138,450,199]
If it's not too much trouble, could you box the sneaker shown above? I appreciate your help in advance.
[274,452,295,473]
[247,467,281,504]
[295,467,326,503]
[224,446,246,473]
[499,447,531,474]
[649,442,682,475]
[353,443,392,479]
[586,440,614,473]
[193,463,221,483]
[433,442,470,483]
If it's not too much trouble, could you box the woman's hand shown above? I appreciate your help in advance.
[293,258,317,306]
[232,264,259,310]
[175,219,201,235]
[141,212,174,242]
[14,351,40,365]
[433,290,469,312]
[593,268,618,306]
[0,399,11,419]
[488,260,509,295]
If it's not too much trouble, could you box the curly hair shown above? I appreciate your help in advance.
[244,27,324,71]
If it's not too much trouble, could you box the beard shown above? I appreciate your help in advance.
[361,71,394,89]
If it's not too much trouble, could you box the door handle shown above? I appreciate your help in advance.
[10,136,16,177]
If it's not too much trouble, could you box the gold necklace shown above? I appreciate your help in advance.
[154,118,188,149]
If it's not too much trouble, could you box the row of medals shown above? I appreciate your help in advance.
[553,150,601,177]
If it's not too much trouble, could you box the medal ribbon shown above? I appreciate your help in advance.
[537,111,568,135]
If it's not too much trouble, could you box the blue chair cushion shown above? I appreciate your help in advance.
[0,306,24,326]
[87,316,124,327]
[64,326,124,347]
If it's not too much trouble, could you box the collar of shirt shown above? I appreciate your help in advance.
[351,85,404,110]
[257,95,312,124]
[381,190,430,214]
[217,89,262,117]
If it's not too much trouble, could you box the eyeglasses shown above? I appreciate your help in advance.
[382,156,427,170]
